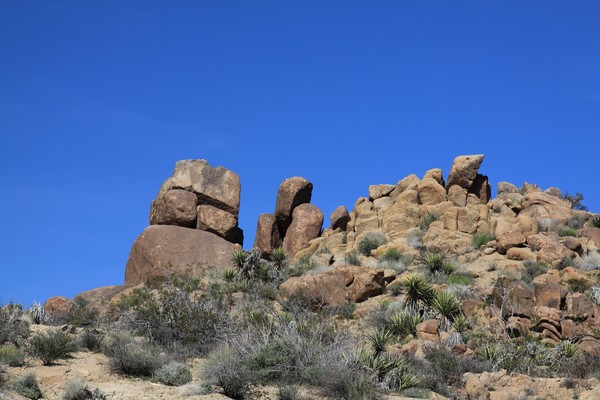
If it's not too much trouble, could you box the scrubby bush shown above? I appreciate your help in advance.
[558,227,578,237]
[419,214,438,231]
[358,232,387,256]
[419,251,455,276]
[578,252,600,271]
[77,329,103,352]
[0,364,7,389]
[472,232,495,249]
[12,373,43,400]
[272,247,288,270]
[277,385,302,400]
[334,302,356,319]
[385,311,422,339]
[0,343,26,367]
[401,275,436,312]
[102,332,163,377]
[0,304,29,346]
[566,279,591,293]
[447,272,475,286]
[563,192,587,211]
[322,367,381,400]
[30,329,74,365]
[202,348,254,399]
[590,216,600,229]
[345,251,361,266]
[522,260,548,284]
[154,361,192,386]
[62,379,106,400]
[50,296,100,327]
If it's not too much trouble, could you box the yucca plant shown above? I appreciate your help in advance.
[451,315,469,333]
[358,349,404,382]
[591,216,600,228]
[420,252,446,274]
[431,291,462,330]
[386,312,422,338]
[557,341,578,359]
[367,328,394,355]
[231,250,247,270]
[401,274,436,312]
[384,363,420,391]
[27,302,47,325]
[222,268,236,282]
[271,247,287,270]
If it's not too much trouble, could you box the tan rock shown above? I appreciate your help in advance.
[423,168,444,186]
[254,213,282,257]
[283,203,324,258]
[390,174,420,199]
[563,236,583,255]
[396,189,419,204]
[497,182,519,194]
[519,192,573,220]
[506,247,536,261]
[582,227,600,247]
[124,225,240,285]
[416,319,439,341]
[496,231,527,254]
[274,176,313,234]
[417,178,447,205]
[149,189,198,227]
[492,276,534,318]
[158,159,241,215]
[329,205,350,231]
[566,292,597,320]
[534,283,568,309]
[446,154,485,190]
[373,196,394,213]
[447,185,468,207]
[443,206,479,233]
[197,204,241,244]
[368,184,395,200]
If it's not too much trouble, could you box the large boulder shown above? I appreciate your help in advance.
[492,276,534,319]
[330,205,351,231]
[417,178,447,205]
[446,155,485,191]
[274,177,313,235]
[283,203,323,258]
[519,192,573,220]
[253,213,282,258]
[368,184,395,200]
[149,189,198,227]
[496,231,527,255]
[158,159,241,215]
[197,204,242,244]
[279,265,386,307]
[125,225,240,285]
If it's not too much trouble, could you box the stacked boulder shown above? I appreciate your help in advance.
[125,159,242,285]
[254,177,323,259]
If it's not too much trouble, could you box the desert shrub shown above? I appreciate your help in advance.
[419,251,455,276]
[472,232,495,249]
[0,343,26,367]
[522,260,548,284]
[401,275,436,312]
[557,256,576,271]
[578,252,600,271]
[30,329,74,365]
[566,279,591,293]
[367,329,394,355]
[277,385,302,400]
[272,247,288,270]
[590,216,600,228]
[115,276,232,355]
[380,248,401,262]
[486,261,498,272]
[13,373,42,400]
[51,296,100,327]
[154,361,192,386]
[77,329,103,352]
[358,232,387,256]
[419,214,438,231]
[567,216,586,230]
[102,332,163,377]
[397,387,430,398]
[447,273,475,286]
[0,304,29,346]
[62,379,106,400]
[222,268,236,282]
[563,192,587,211]
[345,251,361,266]
[558,351,600,379]
[0,364,6,388]
[418,345,467,395]
[322,367,381,400]
[335,302,356,319]
[202,348,254,400]
[384,362,420,392]
[558,227,578,237]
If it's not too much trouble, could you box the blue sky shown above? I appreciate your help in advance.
[1,1,599,306]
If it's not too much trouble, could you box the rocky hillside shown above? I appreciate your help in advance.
[3,154,600,400]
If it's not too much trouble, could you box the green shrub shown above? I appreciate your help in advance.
[27,302,47,325]
[522,260,548,284]
[431,291,461,330]
[30,329,74,365]
[335,302,356,319]
[323,367,381,400]
[563,192,587,211]
[345,251,361,266]
[77,329,103,352]
[385,312,422,338]
[472,232,495,249]
[380,248,402,262]
[222,268,236,282]
[12,373,42,400]
[558,227,578,237]
[277,385,302,400]
[0,304,29,346]
[447,273,475,286]
[154,361,192,386]
[591,216,600,229]
[62,379,106,400]
[358,232,387,256]
[102,332,162,377]
[0,343,26,367]
[419,251,455,276]
[272,247,288,270]
[401,275,436,312]
[0,364,6,389]
[52,296,99,327]
[384,363,420,392]
[419,214,438,231]
[566,279,591,293]
[367,329,394,355]
[202,348,254,400]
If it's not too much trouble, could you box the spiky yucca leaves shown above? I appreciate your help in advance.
[222,268,236,282]
[28,302,47,325]
[420,252,445,273]
[384,362,420,392]
[451,315,469,333]
[367,328,394,355]
[431,291,461,330]
[401,274,436,312]
[386,312,422,338]
[271,247,287,270]
[591,216,600,229]
[358,349,404,382]
[232,250,247,270]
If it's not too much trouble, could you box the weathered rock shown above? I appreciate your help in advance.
[565,292,597,320]
[44,296,70,314]
[196,204,241,244]
[125,225,240,285]
[447,185,468,207]
[274,176,313,234]
[520,182,541,194]
[283,203,323,258]
[446,154,485,191]
[496,231,527,255]
[492,276,534,318]
[469,174,491,203]
[330,206,350,231]
[582,227,600,247]
[497,182,519,194]
[545,187,563,198]
[381,200,420,241]
[368,184,395,200]
[416,319,439,341]
[390,174,420,199]
[279,265,386,307]
[563,236,583,255]
[373,196,393,213]
[417,178,447,205]
[150,189,198,227]
[158,159,241,215]
[506,247,536,261]
[423,168,444,186]
[519,192,573,220]
[535,283,568,309]
[254,213,282,257]
[443,206,479,234]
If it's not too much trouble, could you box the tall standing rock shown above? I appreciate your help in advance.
[330,205,351,231]
[254,213,282,258]
[446,155,485,192]
[274,177,313,236]
[283,203,323,258]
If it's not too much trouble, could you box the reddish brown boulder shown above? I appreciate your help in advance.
[149,189,198,227]
[274,177,313,234]
[446,154,485,191]
[125,225,240,285]
[330,205,351,231]
[279,265,386,307]
[44,296,71,314]
[496,231,527,255]
[497,182,519,194]
[283,204,323,258]
[534,283,568,309]
[158,159,241,215]
[253,213,282,258]
[492,276,534,319]
[563,236,583,255]
[196,204,242,244]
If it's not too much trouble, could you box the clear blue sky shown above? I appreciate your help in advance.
[1,2,599,306]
